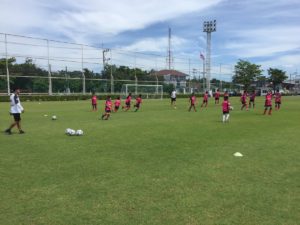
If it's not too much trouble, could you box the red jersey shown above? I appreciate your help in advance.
[125,96,132,103]
[114,99,121,107]
[190,96,196,104]
[203,93,208,101]
[136,97,142,104]
[91,95,97,105]
[105,99,112,111]
[241,93,247,103]
[265,93,272,106]
[215,92,220,99]
[222,100,230,112]
[275,93,281,102]
[250,93,256,101]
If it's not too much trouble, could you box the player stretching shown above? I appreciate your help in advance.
[214,89,220,104]
[114,96,121,112]
[240,91,248,111]
[248,91,256,109]
[122,93,132,111]
[134,94,142,112]
[263,90,273,115]
[274,90,282,110]
[188,93,197,112]
[222,96,231,123]
[201,91,209,108]
[91,92,97,111]
[101,96,112,120]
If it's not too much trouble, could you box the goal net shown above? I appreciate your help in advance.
[121,84,163,99]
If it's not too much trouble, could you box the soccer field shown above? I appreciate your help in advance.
[0,96,299,225]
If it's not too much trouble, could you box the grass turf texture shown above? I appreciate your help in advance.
[0,96,299,225]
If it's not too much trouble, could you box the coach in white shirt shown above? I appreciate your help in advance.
[5,88,25,134]
[171,89,177,108]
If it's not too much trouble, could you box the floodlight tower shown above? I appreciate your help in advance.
[203,20,216,91]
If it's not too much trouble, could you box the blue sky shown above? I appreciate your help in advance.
[0,0,299,80]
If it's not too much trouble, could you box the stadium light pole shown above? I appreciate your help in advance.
[203,20,216,92]
[4,34,10,95]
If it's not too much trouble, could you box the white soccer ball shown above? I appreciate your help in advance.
[52,115,57,120]
[76,129,84,136]
[65,128,75,136]
[230,106,234,110]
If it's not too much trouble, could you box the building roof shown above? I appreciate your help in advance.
[156,69,189,77]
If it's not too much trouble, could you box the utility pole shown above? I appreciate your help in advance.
[4,34,10,95]
[203,20,216,92]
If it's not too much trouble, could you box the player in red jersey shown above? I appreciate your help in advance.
[114,96,121,112]
[91,92,98,111]
[223,91,229,99]
[222,96,231,123]
[248,90,256,109]
[274,90,282,110]
[214,89,220,104]
[122,93,132,112]
[134,94,143,112]
[188,93,197,112]
[240,90,248,111]
[101,96,112,120]
[201,91,209,108]
[263,90,273,115]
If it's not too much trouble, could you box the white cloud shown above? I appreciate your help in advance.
[224,26,300,58]
[0,0,223,40]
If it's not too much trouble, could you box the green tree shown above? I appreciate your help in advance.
[268,68,287,91]
[233,60,263,91]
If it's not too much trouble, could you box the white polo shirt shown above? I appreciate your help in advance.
[171,91,176,98]
[10,93,24,114]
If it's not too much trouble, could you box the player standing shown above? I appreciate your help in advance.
[91,92,97,111]
[101,96,112,120]
[5,88,25,134]
[263,90,273,115]
[122,93,132,112]
[222,96,231,123]
[240,90,248,111]
[188,93,197,112]
[214,89,220,104]
[201,91,209,108]
[114,96,121,112]
[170,89,177,108]
[248,91,256,109]
[134,94,143,112]
[274,90,282,110]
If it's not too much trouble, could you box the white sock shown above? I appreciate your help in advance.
[226,114,230,121]
[222,115,226,122]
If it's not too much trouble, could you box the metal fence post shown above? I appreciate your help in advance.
[5,34,10,95]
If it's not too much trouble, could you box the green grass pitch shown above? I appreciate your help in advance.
[0,96,299,225]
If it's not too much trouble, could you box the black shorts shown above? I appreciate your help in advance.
[12,113,21,122]
[241,101,246,105]
[126,102,130,107]
[250,99,254,102]
[135,103,140,108]
[265,105,272,108]
[215,97,219,100]
[105,109,111,113]
[171,97,176,102]
[115,106,120,110]
[203,100,207,103]
[275,101,281,105]
[223,111,229,114]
